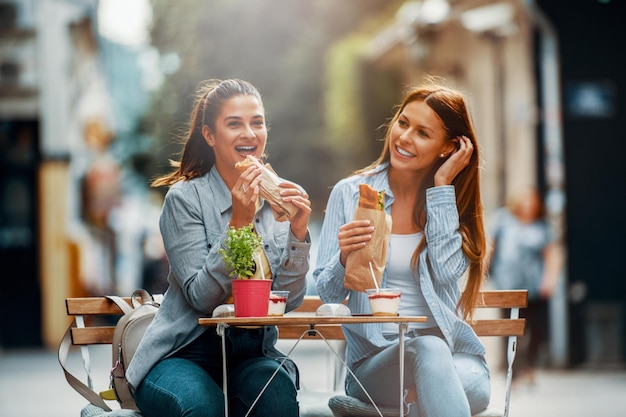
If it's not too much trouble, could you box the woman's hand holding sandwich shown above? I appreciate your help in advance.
[279,182,311,242]
[337,220,374,266]
[232,156,311,241]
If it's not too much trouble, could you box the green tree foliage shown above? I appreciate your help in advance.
[143,0,401,213]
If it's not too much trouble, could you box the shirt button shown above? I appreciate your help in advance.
[255,218,260,223]
[264,244,269,250]
[291,246,296,251]
[431,302,436,307]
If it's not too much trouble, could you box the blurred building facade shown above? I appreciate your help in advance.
[1,0,624,370]
[0,0,160,349]
[536,0,626,369]
[1,0,46,348]
[352,0,625,369]
[0,0,109,348]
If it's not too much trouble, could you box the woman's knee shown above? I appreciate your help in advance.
[406,336,452,368]
[454,353,491,413]
[231,359,298,416]
[407,335,448,353]
[135,358,224,417]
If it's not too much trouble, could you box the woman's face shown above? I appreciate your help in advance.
[389,100,453,173]
[204,94,267,174]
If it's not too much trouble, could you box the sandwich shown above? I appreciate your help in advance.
[358,184,385,211]
[235,155,305,222]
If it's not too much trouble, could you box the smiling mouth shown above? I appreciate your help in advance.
[236,146,257,154]
[395,146,415,157]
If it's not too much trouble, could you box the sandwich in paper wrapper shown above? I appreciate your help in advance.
[344,184,392,292]
[235,155,306,222]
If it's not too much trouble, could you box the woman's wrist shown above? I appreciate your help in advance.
[290,227,309,243]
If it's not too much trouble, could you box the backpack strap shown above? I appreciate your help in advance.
[105,290,157,312]
[131,289,155,308]
[60,290,158,412]
[105,295,134,315]
[58,319,113,411]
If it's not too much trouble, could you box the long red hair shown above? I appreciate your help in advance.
[356,78,486,320]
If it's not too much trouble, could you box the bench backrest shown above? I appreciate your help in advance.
[65,289,527,346]
[276,289,527,340]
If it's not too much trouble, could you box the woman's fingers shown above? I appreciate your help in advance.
[235,166,262,199]
[338,220,374,265]
[230,166,262,228]
[279,181,308,199]
[434,136,474,186]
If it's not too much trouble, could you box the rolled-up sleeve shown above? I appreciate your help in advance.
[160,184,233,314]
[314,179,353,304]
[424,186,469,286]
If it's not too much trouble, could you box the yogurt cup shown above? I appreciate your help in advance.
[268,291,289,316]
[366,288,401,316]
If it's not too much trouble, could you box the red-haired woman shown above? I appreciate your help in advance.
[315,77,490,417]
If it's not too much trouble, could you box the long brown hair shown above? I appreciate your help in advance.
[356,78,486,320]
[151,79,263,187]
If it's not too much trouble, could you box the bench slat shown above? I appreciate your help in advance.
[66,297,132,315]
[477,290,528,308]
[70,326,115,345]
[472,318,526,337]
[299,290,528,312]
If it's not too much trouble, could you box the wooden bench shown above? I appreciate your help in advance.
[60,289,526,417]
[275,289,528,417]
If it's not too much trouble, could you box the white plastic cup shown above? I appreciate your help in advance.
[268,291,289,316]
[366,288,402,316]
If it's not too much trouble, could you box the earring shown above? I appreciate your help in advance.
[440,153,446,158]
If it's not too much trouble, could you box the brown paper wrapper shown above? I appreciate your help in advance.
[236,156,304,222]
[260,163,303,222]
[344,206,392,292]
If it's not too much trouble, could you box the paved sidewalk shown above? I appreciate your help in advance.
[1,344,626,417]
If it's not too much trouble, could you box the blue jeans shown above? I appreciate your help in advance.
[346,332,490,417]
[133,327,298,417]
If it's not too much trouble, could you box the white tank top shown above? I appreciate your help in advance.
[382,233,435,334]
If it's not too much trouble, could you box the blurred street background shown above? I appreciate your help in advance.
[1,0,626,416]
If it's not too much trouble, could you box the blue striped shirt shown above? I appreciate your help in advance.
[313,164,485,370]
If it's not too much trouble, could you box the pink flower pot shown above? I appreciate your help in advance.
[231,279,272,317]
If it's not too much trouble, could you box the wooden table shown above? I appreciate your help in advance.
[199,314,427,417]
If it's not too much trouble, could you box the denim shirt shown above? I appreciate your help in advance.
[127,167,310,389]
[313,164,485,372]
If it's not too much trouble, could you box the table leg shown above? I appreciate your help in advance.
[217,323,228,417]
[398,322,408,417]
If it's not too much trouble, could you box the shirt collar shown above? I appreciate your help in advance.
[208,167,234,215]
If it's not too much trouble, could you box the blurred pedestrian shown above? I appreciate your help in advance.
[127,79,312,417]
[487,185,563,386]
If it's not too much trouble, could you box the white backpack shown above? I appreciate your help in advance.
[59,289,161,413]
[105,290,160,410]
